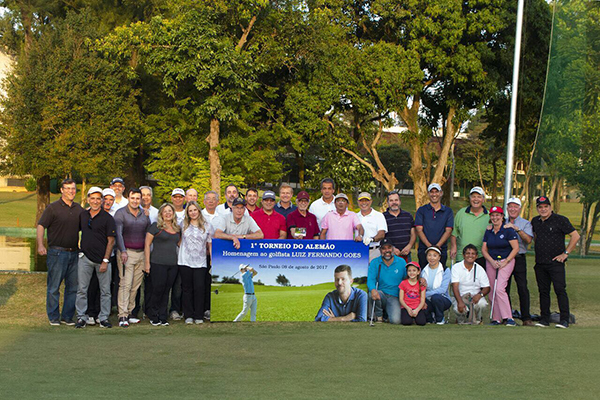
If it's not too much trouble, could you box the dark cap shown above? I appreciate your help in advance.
[297,191,310,201]
[379,238,393,248]
[232,197,246,207]
[262,190,276,200]
[111,177,125,185]
[536,196,551,206]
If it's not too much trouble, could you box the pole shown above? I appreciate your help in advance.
[503,0,526,213]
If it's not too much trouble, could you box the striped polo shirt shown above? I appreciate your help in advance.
[383,209,414,250]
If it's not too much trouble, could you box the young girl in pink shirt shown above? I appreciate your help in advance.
[399,262,427,326]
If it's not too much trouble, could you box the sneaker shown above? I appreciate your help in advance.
[87,317,96,326]
[49,320,60,326]
[204,310,211,320]
[556,320,569,329]
[75,318,87,329]
[95,318,101,324]
[150,319,161,326]
[194,319,204,324]
[119,317,129,328]
[185,318,194,325]
[535,321,550,328]
[61,319,76,326]
[506,319,517,327]
[128,316,141,324]
[490,320,503,326]
[436,318,445,325]
[99,320,112,328]
[160,320,170,326]
[170,311,182,321]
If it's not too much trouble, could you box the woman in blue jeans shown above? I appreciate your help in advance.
[421,246,451,324]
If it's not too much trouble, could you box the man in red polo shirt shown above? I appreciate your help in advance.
[251,191,287,239]
[287,191,320,239]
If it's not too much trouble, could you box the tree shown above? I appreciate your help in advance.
[275,274,290,287]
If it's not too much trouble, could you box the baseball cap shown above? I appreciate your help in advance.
[358,192,372,200]
[428,183,442,192]
[536,196,551,206]
[87,186,103,196]
[296,191,310,201]
[239,263,249,271]
[232,197,246,207]
[406,261,421,271]
[110,177,124,185]
[171,188,185,197]
[102,188,116,198]
[489,206,504,214]
[334,193,349,202]
[470,186,485,196]
[379,238,393,248]
[262,190,276,200]
[507,197,522,207]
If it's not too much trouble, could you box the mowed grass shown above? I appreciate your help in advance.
[1,256,600,399]
[212,282,368,321]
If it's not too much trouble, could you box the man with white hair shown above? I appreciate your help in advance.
[202,190,220,224]
[450,186,489,266]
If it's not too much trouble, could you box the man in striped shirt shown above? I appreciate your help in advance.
[383,190,416,262]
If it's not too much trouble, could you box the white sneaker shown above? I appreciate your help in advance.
[194,319,204,324]
[87,317,96,325]
[128,317,140,324]
[170,311,182,321]
[185,318,194,325]
[436,318,445,325]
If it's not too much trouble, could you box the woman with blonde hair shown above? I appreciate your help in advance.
[178,201,214,324]
[144,203,181,326]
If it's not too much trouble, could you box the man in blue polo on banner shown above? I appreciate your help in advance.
[315,265,367,322]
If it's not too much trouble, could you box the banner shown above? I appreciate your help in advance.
[211,239,369,321]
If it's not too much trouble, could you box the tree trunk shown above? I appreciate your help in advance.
[207,118,222,193]
[585,201,600,254]
[296,152,305,189]
[80,178,87,207]
[476,152,486,194]
[20,7,33,53]
[579,202,589,257]
[36,175,50,226]
[491,158,498,206]
[550,177,561,213]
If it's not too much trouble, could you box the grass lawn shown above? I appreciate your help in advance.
[1,256,600,399]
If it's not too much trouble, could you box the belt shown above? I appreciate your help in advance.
[516,253,526,258]
[245,293,255,295]
[369,244,380,250]
[126,248,144,253]
[49,246,77,252]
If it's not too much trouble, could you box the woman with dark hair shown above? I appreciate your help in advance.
[482,206,519,326]
[421,246,452,324]
[144,203,181,326]
[178,201,213,325]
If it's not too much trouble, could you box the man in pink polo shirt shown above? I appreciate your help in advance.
[319,193,364,241]
[251,191,287,240]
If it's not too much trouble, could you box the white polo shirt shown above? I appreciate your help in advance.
[309,197,336,227]
[175,209,186,226]
[358,209,388,246]
[146,205,159,224]
[216,203,249,217]
[110,197,128,214]
[202,208,220,224]
[451,260,490,297]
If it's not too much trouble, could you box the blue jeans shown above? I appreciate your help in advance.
[46,249,78,321]
[368,290,401,324]
[425,294,452,323]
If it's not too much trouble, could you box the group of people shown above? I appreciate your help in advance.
[38,176,579,329]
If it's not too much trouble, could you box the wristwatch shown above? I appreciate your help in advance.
[102,258,109,263]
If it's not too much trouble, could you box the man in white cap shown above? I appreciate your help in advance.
[450,186,488,266]
[75,187,116,328]
[415,183,454,268]
[102,188,116,216]
[171,188,186,225]
[357,192,387,261]
[320,193,364,241]
[109,177,128,213]
[102,188,120,309]
[309,177,337,227]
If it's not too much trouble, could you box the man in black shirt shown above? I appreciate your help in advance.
[74,187,116,328]
[531,196,580,328]
[37,179,84,326]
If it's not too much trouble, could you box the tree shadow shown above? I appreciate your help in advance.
[0,277,18,307]
[0,193,36,205]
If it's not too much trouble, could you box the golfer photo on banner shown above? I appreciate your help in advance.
[211,239,369,321]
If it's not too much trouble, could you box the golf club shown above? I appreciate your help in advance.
[489,257,500,321]
[369,262,382,327]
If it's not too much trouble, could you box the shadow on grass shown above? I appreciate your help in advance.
[0,277,17,307]
[0,192,35,205]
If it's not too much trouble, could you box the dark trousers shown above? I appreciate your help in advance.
[506,254,531,320]
[476,257,486,269]
[169,269,182,314]
[401,308,427,326]
[204,268,211,312]
[148,263,178,322]
[418,251,448,269]
[180,266,208,320]
[425,294,452,323]
[110,254,119,310]
[86,269,100,318]
[534,261,569,323]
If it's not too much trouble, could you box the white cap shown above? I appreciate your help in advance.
[239,263,249,271]
[87,186,103,196]
[171,188,185,197]
[507,197,522,207]
[334,193,349,201]
[428,183,442,192]
[470,186,485,196]
[102,188,116,198]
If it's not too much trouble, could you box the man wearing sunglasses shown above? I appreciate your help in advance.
[75,187,116,328]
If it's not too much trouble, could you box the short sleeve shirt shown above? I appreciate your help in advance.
[511,216,534,254]
[483,226,518,259]
[37,198,83,249]
[274,202,297,219]
[452,206,490,261]
[531,213,576,264]
[251,209,287,239]
[383,209,414,250]
[213,213,261,236]
[79,209,116,263]
[147,223,181,265]
[178,223,213,268]
[451,260,490,297]
[308,197,336,227]
[286,210,320,239]
[321,210,361,240]
[414,203,454,252]
[399,279,425,309]
[358,209,388,245]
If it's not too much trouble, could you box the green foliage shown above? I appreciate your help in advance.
[275,274,290,287]
[24,177,36,192]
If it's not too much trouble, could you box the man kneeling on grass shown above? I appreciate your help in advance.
[315,265,367,322]
[451,244,490,325]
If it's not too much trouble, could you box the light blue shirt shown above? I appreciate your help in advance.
[367,256,407,297]
[242,270,255,294]
[315,287,367,322]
